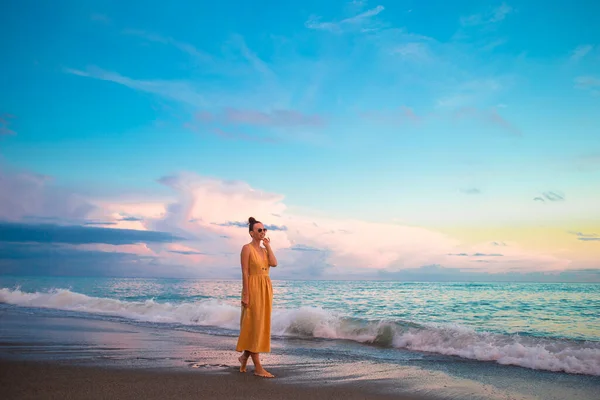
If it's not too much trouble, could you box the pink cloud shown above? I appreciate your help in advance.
[102,172,462,274]
[2,164,586,278]
[441,241,572,273]
[0,113,16,136]
[194,111,214,123]
[193,108,326,128]
[213,128,276,143]
[360,106,422,125]
[0,166,94,221]
[225,108,326,127]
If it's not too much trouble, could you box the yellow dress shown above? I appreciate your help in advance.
[236,245,273,353]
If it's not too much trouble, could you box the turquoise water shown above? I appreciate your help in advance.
[1,276,599,375]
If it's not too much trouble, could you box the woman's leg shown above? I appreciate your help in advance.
[238,350,250,372]
[249,352,274,378]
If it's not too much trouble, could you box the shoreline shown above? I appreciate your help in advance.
[1,306,599,400]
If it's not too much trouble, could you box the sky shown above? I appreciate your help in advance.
[1,0,599,281]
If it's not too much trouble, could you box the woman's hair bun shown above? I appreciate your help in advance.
[248,217,257,224]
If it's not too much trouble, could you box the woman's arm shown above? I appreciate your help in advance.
[263,238,278,267]
[240,245,250,306]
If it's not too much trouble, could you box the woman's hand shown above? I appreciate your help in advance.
[241,292,249,308]
[262,237,271,247]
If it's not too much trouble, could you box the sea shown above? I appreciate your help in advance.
[1,276,599,398]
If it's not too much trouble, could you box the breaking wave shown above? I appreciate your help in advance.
[1,287,598,376]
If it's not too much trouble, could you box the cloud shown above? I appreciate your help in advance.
[542,191,565,201]
[533,191,565,203]
[145,172,578,275]
[574,76,600,96]
[460,188,481,195]
[0,113,16,136]
[491,241,507,246]
[391,43,431,61]
[0,242,159,277]
[447,252,503,257]
[184,107,325,143]
[360,100,518,137]
[123,29,212,63]
[290,244,322,252]
[575,153,600,172]
[66,64,326,144]
[212,221,287,231]
[0,242,203,278]
[481,38,508,51]
[122,29,275,85]
[229,34,274,77]
[1,165,585,279]
[168,250,206,255]
[222,108,326,127]
[460,3,513,26]
[209,127,276,143]
[144,172,464,274]
[0,221,184,245]
[0,166,95,221]
[305,5,385,33]
[119,216,143,222]
[190,108,326,128]
[570,45,594,62]
[91,13,111,24]
[64,67,207,107]
[569,231,598,238]
[453,107,521,136]
[359,106,421,125]
[123,30,270,79]
[377,265,600,283]
[436,79,504,109]
[568,231,599,242]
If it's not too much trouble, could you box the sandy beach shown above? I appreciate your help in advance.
[1,305,599,400]
[0,359,423,400]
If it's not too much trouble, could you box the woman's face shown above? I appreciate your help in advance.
[251,223,267,240]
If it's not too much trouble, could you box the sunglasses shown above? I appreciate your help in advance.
[257,228,268,233]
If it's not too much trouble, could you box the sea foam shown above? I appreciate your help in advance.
[1,287,599,376]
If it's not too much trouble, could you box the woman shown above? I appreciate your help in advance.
[236,216,278,378]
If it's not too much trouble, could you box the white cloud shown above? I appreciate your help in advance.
[440,241,571,273]
[570,45,593,62]
[305,5,385,33]
[84,172,581,277]
[0,166,591,279]
[0,167,94,222]
[574,76,600,96]
[85,172,460,275]
[122,29,212,63]
[436,79,504,109]
[391,42,431,61]
[460,3,513,26]
[64,67,208,108]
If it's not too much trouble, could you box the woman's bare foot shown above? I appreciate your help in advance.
[238,355,249,372]
[254,368,275,378]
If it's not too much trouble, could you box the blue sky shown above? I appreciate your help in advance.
[1,1,599,279]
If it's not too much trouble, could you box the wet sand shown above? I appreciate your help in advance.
[1,306,599,400]
[0,359,423,400]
